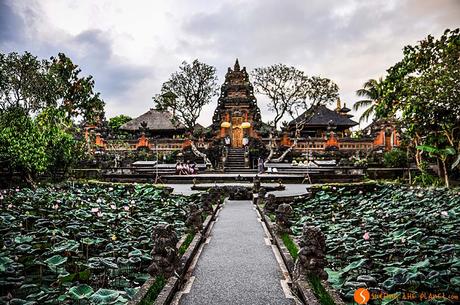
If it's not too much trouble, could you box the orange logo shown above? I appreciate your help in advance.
[354,288,370,304]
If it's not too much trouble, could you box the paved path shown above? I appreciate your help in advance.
[178,200,294,305]
[167,183,309,198]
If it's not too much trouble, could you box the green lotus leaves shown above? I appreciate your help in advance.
[68,284,94,300]
[14,236,33,244]
[290,184,460,300]
[44,255,68,268]
[90,289,120,304]
[2,183,200,303]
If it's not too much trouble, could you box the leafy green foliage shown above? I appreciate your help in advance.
[383,148,408,168]
[0,106,83,182]
[154,59,218,131]
[0,51,105,183]
[290,185,460,302]
[376,29,460,185]
[0,183,189,304]
[354,77,385,123]
[108,115,132,133]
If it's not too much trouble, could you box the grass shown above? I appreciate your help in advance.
[138,275,166,305]
[179,232,195,255]
[280,232,299,260]
[308,274,336,305]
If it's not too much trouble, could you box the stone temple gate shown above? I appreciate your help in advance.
[211,59,262,148]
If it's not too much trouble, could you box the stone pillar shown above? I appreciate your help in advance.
[147,224,179,277]
[275,203,293,233]
[293,224,328,281]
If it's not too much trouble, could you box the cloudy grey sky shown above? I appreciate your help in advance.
[1,0,459,128]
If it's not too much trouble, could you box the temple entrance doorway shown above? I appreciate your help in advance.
[232,126,243,148]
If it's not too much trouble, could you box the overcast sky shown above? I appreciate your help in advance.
[1,0,459,128]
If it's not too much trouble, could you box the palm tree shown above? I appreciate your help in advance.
[354,78,385,123]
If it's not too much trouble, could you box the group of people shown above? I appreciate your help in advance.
[175,161,198,175]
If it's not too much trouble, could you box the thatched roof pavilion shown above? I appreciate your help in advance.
[120,109,186,136]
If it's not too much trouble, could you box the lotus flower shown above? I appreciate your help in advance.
[123,206,130,211]
[91,207,100,213]
[15,188,19,192]
[53,204,59,210]
[97,211,103,217]
[0,194,3,200]
[110,204,116,210]
[130,200,135,205]
[363,232,370,240]
[7,204,13,209]
[441,211,448,217]
[96,198,103,204]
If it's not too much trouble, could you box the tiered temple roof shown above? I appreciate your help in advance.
[211,59,262,133]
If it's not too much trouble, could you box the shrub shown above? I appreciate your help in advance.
[383,148,408,168]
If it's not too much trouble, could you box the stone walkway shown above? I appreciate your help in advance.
[167,183,309,198]
[178,200,294,305]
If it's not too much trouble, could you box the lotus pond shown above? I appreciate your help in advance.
[0,183,191,304]
[291,184,460,304]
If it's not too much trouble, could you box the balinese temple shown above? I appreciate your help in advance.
[120,109,186,137]
[94,59,399,157]
[211,59,262,148]
[286,100,358,138]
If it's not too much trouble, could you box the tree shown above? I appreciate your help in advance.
[108,115,132,132]
[353,78,385,123]
[252,64,339,162]
[154,60,218,131]
[417,145,455,187]
[376,28,460,186]
[0,52,47,113]
[0,107,48,184]
[0,52,105,124]
[0,51,105,184]
[251,64,311,130]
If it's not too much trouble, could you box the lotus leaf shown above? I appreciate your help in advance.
[90,288,120,304]
[68,284,94,300]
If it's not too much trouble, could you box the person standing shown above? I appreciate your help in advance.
[258,157,265,174]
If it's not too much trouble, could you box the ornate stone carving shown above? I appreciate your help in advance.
[293,224,328,281]
[257,187,267,206]
[186,203,203,234]
[147,224,178,277]
[200,195,214,214]
[275,203,293,233]
[253,175,261,193]
[264,193,277,213]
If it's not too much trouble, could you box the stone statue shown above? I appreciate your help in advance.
[257,187,267,206]
[275,203,293,233]
[264,193,277,213]
[186,203,203,234]
[201,195,214,214]
[147,224,179,277]
[253,175,261,193]
[293,224,328,281]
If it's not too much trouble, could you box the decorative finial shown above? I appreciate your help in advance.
[336,98,341,112]
[234,58,240,71]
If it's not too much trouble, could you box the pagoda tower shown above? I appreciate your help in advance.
[212,59,262,148]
